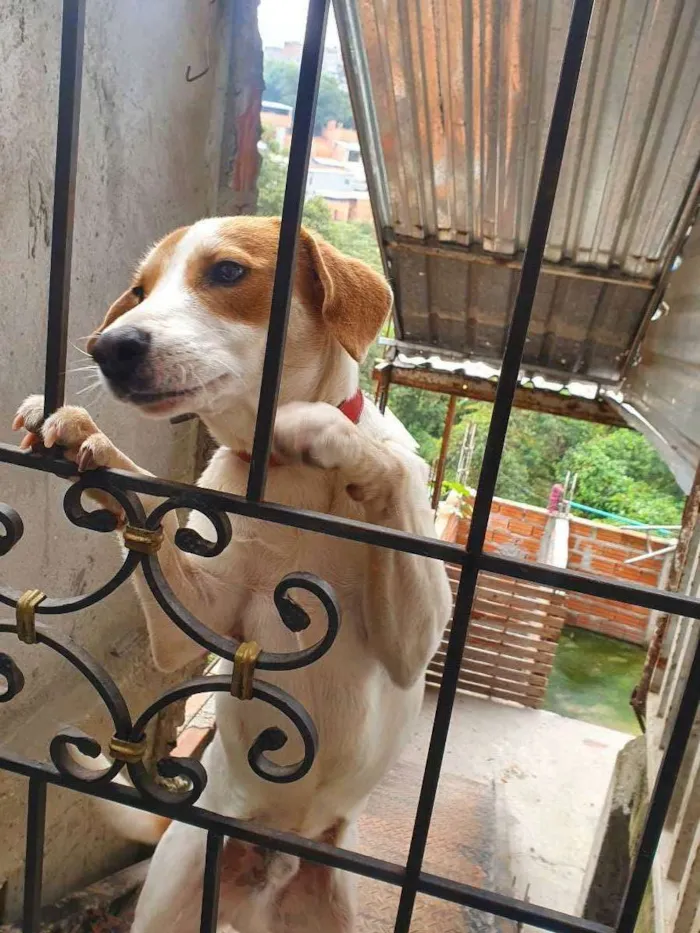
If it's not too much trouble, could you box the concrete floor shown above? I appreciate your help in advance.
[402,691,630,923]
[183,687,629,929]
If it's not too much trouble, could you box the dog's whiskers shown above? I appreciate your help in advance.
[76,380,103,397]
[65,363,100,375]
[69,339,94,360]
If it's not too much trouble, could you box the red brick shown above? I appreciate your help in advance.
[173,725,213,760]
[493,502,529,520]
[486,529,512,546]
[593,526,626,545]
[589,557,616,576]
[508,520,536,537]
[596,544,637,564]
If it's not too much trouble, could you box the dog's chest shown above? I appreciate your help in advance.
[196,451,368,636]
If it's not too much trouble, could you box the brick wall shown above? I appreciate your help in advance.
[442,497,669,645]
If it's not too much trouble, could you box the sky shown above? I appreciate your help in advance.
[257,0,340,49]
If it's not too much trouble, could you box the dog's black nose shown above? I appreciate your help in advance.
[91,326,151,384]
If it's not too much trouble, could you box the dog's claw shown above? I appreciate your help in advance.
[76,443,94,472]
[43,424,57,449]
[19,432,39,451]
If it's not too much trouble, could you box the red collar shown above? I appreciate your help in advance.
[236,388,364,467]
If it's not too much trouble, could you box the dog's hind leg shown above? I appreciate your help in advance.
[130,821,208,933]
[266,821,357,933]
[131,818,300,933]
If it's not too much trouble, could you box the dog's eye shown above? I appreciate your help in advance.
[209,260,246,286]
[131,285,145,301]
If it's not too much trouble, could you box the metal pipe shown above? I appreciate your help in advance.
[431,395,457,511]
[624,544,677,566]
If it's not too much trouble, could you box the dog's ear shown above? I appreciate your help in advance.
[86,289,141,352]
[300,229,392,362]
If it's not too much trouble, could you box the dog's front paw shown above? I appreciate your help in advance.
[272,402,354,469]
[13,396,116,472]
[12,394,46,443]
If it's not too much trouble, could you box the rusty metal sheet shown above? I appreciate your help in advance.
[336,0,700,382]
[618,223,700,492]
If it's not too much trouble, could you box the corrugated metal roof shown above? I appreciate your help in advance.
[336,0,700,383]
[385,352,601,400]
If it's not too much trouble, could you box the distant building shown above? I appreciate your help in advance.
[313,190,373,223]
[264,42,346,85]
[306,154,371,222]
[264,41,303,65]
[259,107,370,223]
[311,121,361,164]
[260,100,293,148]
[321,45,346,85]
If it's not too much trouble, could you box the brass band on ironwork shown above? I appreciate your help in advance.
[231,641,261,700]
[15,589,46,644]
[109,735,148,763]
[123,524,164,555]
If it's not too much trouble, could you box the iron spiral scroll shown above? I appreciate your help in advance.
[0,476,341,808]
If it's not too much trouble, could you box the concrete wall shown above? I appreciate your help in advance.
[0,0,260,919]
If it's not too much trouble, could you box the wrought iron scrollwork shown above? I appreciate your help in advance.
[0,504,23,556]
[0,478,341,809]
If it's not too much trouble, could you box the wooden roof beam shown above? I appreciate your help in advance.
[373,363,628,428]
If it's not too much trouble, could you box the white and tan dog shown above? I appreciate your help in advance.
[14,216,451,933]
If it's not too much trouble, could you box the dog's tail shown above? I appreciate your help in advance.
[73,750,172,846]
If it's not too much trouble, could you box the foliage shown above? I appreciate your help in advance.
[388,388,684,524]
[256,149,287,216]
[264,60,354,135]
[442,481,475,517]
[561,429,684,525]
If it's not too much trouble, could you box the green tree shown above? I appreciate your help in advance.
[437,404,684,523]
[264,59,354,134]
[561,430,683,524]
[256,151,287,216]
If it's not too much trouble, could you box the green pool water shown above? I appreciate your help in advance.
[544,627,645,735]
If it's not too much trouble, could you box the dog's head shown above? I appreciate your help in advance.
[87,216,391,423]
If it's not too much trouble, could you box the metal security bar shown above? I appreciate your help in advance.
[1,1,699,932]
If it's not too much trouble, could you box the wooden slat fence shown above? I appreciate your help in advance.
[427,565,566,708]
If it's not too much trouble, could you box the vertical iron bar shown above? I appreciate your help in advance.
[392,2,595,931]
[246,0,330,501]
[22,778,47,933]
[200,832,224,933]
[465,0,593,556]
[43,0,86,419]
[617,634,700,931]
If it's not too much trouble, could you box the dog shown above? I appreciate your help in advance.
[14,216,452,932]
